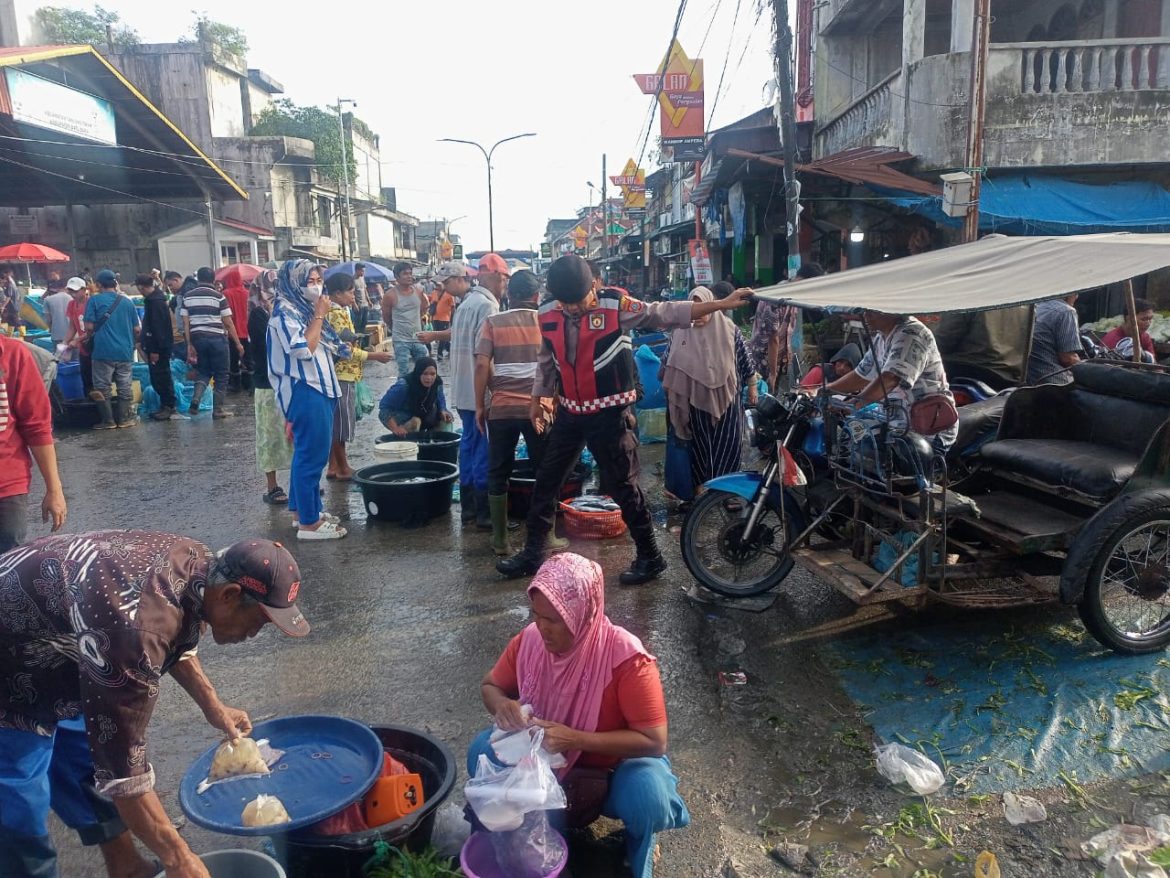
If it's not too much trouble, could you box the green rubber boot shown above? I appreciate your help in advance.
[488,494,511,557]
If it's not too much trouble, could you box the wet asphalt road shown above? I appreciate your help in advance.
[40,361,1157,877]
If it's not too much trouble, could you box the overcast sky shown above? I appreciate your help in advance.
[83,0,778,252]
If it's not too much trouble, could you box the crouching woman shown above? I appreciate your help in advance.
[468,553,689,877]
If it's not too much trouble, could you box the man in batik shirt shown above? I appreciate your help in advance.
[0,531,311,878]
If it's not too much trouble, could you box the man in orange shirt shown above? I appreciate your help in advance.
[429,278,456,358]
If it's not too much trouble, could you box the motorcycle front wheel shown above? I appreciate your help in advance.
[680,488,806,598]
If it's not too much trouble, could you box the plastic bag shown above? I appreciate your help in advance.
[355,380,374,421]
[464,728,567,832]
[488,811,565,878]
[429,802,472,859]
[1003,791,1047,825]
[874,743,945,795]
[634,344,665,410]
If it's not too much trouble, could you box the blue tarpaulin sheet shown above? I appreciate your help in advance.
[826,619,1170,793]
[885,175,1170,235]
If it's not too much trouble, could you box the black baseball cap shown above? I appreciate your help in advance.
[217,539,310,636]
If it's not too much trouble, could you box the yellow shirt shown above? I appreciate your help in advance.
[326,305,368,383]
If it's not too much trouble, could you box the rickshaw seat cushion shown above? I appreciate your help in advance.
[979,439,1138,500]
[954,394,1008,452]
[1071,361,1170,406]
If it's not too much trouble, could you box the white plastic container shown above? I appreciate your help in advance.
[153,849,285,878]
[373,440,418,462]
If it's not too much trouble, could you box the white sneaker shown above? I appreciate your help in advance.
[297,520,347,540]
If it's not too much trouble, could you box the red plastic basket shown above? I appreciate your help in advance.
[558,499,627,540]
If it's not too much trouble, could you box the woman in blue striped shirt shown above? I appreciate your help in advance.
[267,260,348,540]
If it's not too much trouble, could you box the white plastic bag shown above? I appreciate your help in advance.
[1003,791,1048,825]
[874,743,945,795]
[488,811,566,878]
[464,728,567,832]
[491,726,567,770]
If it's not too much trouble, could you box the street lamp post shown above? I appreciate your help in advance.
[439,133,536,251]
[336,97,357,261]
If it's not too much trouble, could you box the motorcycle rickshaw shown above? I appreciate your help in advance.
[681,232,1170,654]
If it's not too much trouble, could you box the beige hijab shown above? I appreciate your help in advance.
[662,286,740,440]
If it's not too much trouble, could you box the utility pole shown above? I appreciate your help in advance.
[962,0,992,243]
[601,154,609,263]
[336,98,357,261]
[774,0,802,279]
[204,193,217,268]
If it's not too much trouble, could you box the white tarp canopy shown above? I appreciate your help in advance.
[753,233,1170,313]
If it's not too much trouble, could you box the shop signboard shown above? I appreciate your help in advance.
[634,41,705,165]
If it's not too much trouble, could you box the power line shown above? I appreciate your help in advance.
[707,0,745,127]
[0,152,209,217]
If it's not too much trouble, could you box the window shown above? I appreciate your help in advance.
[256,242,271,264]
[220,244,240,265]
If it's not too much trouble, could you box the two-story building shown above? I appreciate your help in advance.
[812,0,1170,240]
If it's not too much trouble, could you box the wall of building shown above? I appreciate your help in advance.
[205,63,248,138]
[349,122,382,203]
[108,46,216,148]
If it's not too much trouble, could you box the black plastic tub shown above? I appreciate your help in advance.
[272,725,457,878]
[508,460,591,519]
[354,461,458,523]
[375,430,460,466]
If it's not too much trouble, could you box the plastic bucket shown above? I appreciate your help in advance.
[273,725,457,878]
[508,460,590,520]
[56,361,84,400]
[354,461,459,523]
[373,441,418,462]
[153,849,285,878]
[460,830,568,878]
[376,430,460,466]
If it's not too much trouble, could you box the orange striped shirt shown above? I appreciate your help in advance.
[475,308,541,419]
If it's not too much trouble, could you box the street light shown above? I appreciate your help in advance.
[438,133,536,251]
[336,97,357,261]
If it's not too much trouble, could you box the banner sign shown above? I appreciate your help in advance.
[689,239,713,285]
[6,68,116,145]
[612,158,647,210]
[634,40,705,164]
[540,242,552,258]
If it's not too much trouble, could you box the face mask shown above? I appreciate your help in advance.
[305,284,323,301]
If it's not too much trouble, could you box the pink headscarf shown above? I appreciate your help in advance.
[516,553,653,773]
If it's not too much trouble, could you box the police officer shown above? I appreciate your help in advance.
[497,254,751,584]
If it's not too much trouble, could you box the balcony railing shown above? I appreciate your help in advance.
[1000,38,1170,94]
[815,72,899,158]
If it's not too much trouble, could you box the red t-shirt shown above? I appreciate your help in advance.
[1101,326,1154,356]
[0,335,54,499]
[66,294,88,338]
[490,632,667,769]
[223,286,249,340]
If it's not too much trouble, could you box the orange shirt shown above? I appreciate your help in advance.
[489,632,667,769]
[432,291,455,323]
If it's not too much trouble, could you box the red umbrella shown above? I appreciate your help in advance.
[215,264,264,286]
[0,243,70,286]
[0,243,70,263]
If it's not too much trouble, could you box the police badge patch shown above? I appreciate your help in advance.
[589,312,606,331]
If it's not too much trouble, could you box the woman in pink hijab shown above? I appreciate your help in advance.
[470,553,689,877]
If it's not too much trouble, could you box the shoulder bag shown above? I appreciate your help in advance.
[909,393,959,435]
[81,295,125,356]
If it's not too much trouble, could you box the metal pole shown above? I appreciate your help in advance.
[205,194,217,267]
[962,0,992,243]
[774,0,802,278]
[336,99,353,261]
[601,154,608,262]
[486,151,495,252]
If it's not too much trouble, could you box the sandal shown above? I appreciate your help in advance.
[263,487,288,505]
[291,512,339,527]
[297,520,347,540]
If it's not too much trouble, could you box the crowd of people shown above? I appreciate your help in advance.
[5,241,1163,878]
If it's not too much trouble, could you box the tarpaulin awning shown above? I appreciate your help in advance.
[754,232,1170,314]
[885,175,1170,235]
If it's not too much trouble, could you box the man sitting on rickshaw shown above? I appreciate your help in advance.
[822,310,958,455]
